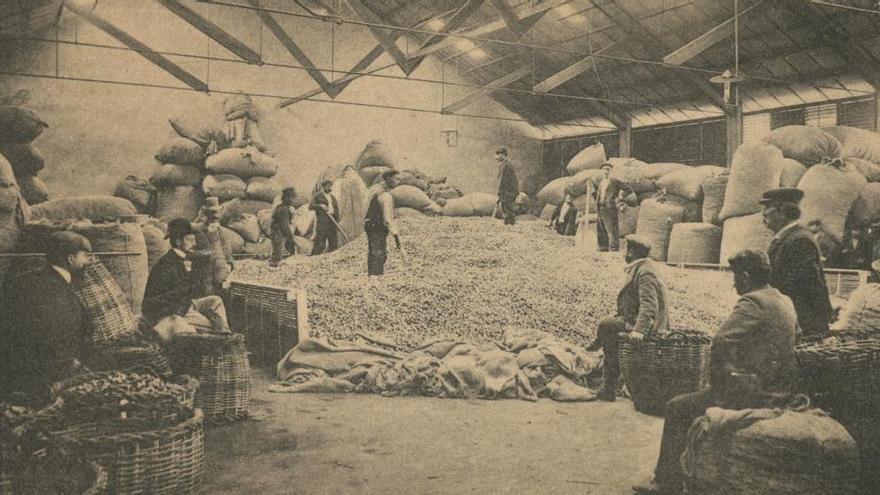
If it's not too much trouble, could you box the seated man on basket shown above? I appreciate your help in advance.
[586,234,669,402]
[0,231,92,405]
[633,249,799,494]
[142,218,232,342]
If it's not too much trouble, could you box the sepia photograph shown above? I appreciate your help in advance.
[0,0,878,493]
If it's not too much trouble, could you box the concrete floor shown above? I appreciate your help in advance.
[202,371,663,494]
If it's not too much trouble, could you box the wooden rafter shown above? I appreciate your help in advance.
[343,0,417,75]
[412,0,485,55]
[157,0,262,64]
[489,0,546,39]
[532,40,619,94]
[64,1,208,92]
[441,65,531,115]
[1,0,62,39]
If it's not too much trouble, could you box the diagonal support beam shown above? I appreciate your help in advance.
[533,41,618,94]
[663,0,771,66]
[343,0,417,75]
[64,1,208,92]
[441,65,531,115]
[405,0,486,73]
[157,0,262,64]
[248,0,339,97]
[490,0,547,39]
[594,1,725,109]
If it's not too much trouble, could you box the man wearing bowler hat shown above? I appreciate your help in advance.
[760,187,833,338]
[594,162,635,252]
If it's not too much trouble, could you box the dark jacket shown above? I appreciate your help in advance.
[710,286,799,395]
[309,191,340,226]
[497,160,519,203]
[271,204,295,240]
[550,202,578,236]
[829,234,873,271]
[767,224,833,336]
[0,266,88,400]
[142,251,197,326]
[593,177,633,211]
[617,258,669,336]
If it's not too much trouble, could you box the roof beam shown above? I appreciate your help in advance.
[490,0,547,39]
[157,0,262,64]
[248,0,339,98]
[407,0,568,59]
[441,65,531,115]
[532,40,619,94]
[663,0,772,66]
[64,1,208,92]
[406,0,486,72]
[343,0,417,75]
[593,1,725,109]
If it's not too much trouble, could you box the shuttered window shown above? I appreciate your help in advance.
[771,108,805,129]
[804,103,837,128]
[632,119,725,165]
[837,98,876,130]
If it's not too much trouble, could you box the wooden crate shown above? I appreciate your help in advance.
[223,279,309,368]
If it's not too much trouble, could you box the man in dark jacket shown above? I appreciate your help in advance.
[142,219,231,341]
[495,147,519,226]
[760,188,833,337]
[549,193,579,236]
[587,234,669,401]
[310,180,340,255]
[270,187,297,267]
[365,170,401,276]
[0,231,92,405]
[594,162,635,251]
[829,225,873,271]
[634,249,800,494]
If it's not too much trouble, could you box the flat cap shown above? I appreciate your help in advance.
[758,187,804,207]
[625,234,652,252]
[600,162,614,170]
[727,249,772,275]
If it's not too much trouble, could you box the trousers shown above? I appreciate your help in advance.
[270,232,294,264]
[313,221,339,255]
[597,204,619,251]
[153,295,231,342]
[654,388,716,492]
[594,316,627,391]
[366,227,388,276]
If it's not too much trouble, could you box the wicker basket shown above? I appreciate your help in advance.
[168,333,251,423]
[73,261,139,348]
[0,456,107,495]
[795,333,880,416]
[94,343,174,377]
[619,330,712,416]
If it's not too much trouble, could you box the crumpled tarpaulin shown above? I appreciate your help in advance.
[270,328,603,402]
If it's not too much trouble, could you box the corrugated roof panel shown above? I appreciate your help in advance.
[768,86,806,106]
[787,83,832,105]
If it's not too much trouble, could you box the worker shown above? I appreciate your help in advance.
[633,249,799,494]
[495,147,520,226]
[310,179,340,255]
[269,187,298,267]
[586,234,668,401]
[760,188,833,338]
[548,192,578,236]
[364,169,401,276]
[142,218,231,342]
[594,162,635,252]
[829,225,873,271]
[0,232,92,405]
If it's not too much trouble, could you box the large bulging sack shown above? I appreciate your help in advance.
[566,143,606,175]
[30,196,137,223]
[359,165,392,187]
[242,238,273,258]
[656,165,726,201]
[257,208,273,236]
[155,137,205,168]
[0,187,26,252]
[239,199,273,216]
[0,155,16,187]
[665,194,702,223]
[667,223,722,264]
[226,213,261,243]
[720,213,774,266]
[205,146,277,179]
[521,173,548,197]
[150,164,203,188]
[779,158,807,187]
[0,142,45,177]
[610,161,656,193]
[846,157,880,182]
[313,164,345,194]
[848,182,880,229]
[390,184,433,211]
[568,170,598,197]
[331,167,369,244]
[618,205,639,237]
[836,284,880,334]
[356,140,397,169]
[701,174,728,226]
[396,170,429,191]
[767,125,843,165]
[444,197,476,217]
[720,143,784,221]
[169,117,227,150]
[114,175,155,213]
[246,176,279,203]
[0,106,47,142]
[141,223,169,271]
[468,193,498,217]
[798,161,867,242]
[635,199,685,261]
[640,162,688,180]
[823,125,880,164]
[537,177,576,206]
[19,176,50,206]
[218,225,246,256]
[156,186,202,221]
[203,174,247,201]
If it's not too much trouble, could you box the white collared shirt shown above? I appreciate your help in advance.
[324,191,335,216]
[559,202,572,222]
[172,248,192,272]
[51,265,72,284]
[773,221,800,241]
[624,257,649,274]
[599,178,610,203]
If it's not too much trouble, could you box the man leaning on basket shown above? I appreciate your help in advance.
[142,218,231,342]
[632,249,800,495]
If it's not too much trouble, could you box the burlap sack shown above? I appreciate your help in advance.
[836,283,880,334]
[0,142,45,177]
[169,117,227,150]
[239,199,273,216]
[142,223,169,271]
[566,143,606,175]
[656,165,726,201]
[537,177,576,206]
[468,193,498,217]
[0,106,47,142]
[155,137,205,168]
[767,125,843,165]
[665,194,702,222]
[719,143,784,221]
[847,182,880,229]
[667,223,722,264]
[640,162,687,180]
[219,225,246,255]
[619,205,639,237]
[635,199,685,261]
[18,176,49,206]
[720,213,774,266]
[356,140,397,168]
[332,166,370,244]
[391,185,433,210]
[701,173,728,226]
[246,176,279,203]
[823,125,880,164]
[359,165,392,186]
[226,213,261,243]
[780,159,808,187]
[30,196,137,223]
[846,157,880,182]
[156,186,202,222]
[203,174,247,202]
[443,196,475,217]
[150,164,203,188]
[0,154,16,187]
[798,161,867,242]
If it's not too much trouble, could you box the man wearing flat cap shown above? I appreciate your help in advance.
[142,218,232,342]
[760,187,833,337]
[0,231,93,405]
[587,234,668,401]
[593,162,635,252]
[634,249,800,494]
[495,147,520,226]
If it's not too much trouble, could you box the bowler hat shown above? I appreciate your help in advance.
[166,218,196,240]
[625,234,652,252]
[759,187,804,207]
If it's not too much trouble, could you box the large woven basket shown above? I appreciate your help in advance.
[619,330,712,416]
[72,261,139,348]
[0,455,107,495]
[168,333,251,423]
[795,333,880,416]
[91,343,174,378]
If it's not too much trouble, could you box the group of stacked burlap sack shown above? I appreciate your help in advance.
[0,103,51,206]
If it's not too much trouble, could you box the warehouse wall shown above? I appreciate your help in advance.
[0,0,542,198]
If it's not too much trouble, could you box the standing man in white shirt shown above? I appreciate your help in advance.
[310,179,341,255]
[364,170,401,276]
[594,162,635,252]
